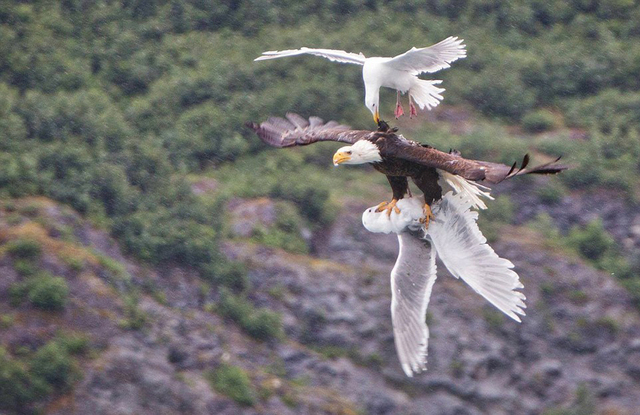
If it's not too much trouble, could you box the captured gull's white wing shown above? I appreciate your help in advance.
[428,192,526,322]
[363,198,435,376]
[255,47,366,65]
[385,36,467,75]
[390,231,437,377]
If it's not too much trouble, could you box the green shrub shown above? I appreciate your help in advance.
[522,109,558,133]
[218,289,283,341]
[13,259,38,277]
[119,294,148,330]
[243,309,284,341]
[6,238,42,260]
[565,219,614,262]
[201,260,250,293]
[0,347,48,412]
[206,364,255,406]
[30,342,77,390]
[9,273,69,311]
[27,274,69,311]
[536,182,564,205]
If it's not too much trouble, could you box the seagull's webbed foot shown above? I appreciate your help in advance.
[375,199,401,217]
[409,96,418,118]
[419,203,435,229]
[395,91,405,119]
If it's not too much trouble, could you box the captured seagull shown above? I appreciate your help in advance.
[254,36,466,125]
[362,193,527,376]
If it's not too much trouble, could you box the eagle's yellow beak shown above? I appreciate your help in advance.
[373,108,380,124]
[333,151,351,166]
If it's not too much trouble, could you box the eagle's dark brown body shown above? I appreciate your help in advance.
[372,158,442,205]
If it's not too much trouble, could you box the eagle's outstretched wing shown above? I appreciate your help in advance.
[246,113,368,147]
[386,36,467,75]
[255,48,367,65]
[379,137,568,184]
[391,230,437,377]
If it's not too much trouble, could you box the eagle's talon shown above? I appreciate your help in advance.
[420,204,435,228]
[375,199,401,217]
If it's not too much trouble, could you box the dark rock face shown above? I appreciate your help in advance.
[3,196,640,415]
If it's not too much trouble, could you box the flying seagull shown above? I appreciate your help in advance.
[246,113,567,225]
[254,37,466,125]
[362,193,526,376]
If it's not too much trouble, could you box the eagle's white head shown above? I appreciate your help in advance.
[333,140,382,166]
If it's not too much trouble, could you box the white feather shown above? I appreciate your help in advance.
[428,192,526,322]
[390,232,436,377]
[438,170,493,210]
[362,198,423,234]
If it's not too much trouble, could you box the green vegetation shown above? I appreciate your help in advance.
[217,289,283,341]
[522,109,558,133]
[5,239,42,260]
[119,294,149,331]
[1,0,640,351]
[9,272,69,311]
[0,334,88,413]
[206,364,256,406]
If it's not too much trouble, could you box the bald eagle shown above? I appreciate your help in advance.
[246,113,567,225]
[255,37,466,124]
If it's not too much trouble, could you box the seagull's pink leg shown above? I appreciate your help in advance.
[409,95,418,118]
[394,91,404,119]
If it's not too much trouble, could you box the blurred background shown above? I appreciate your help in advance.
[1,0,640,414]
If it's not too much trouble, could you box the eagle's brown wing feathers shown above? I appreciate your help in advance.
[246,113,366,147]
[380,137,567,183]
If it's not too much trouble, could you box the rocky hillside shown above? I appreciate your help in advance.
[2,188,639,415]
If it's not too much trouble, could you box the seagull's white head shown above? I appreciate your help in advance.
[365,89,380,124]
[333,140,382,166]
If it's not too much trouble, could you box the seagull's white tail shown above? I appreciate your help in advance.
[409,79,445,111]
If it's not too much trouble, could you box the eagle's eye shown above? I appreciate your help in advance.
[346,150,352,155]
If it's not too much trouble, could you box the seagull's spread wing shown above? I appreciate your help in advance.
[428,192,526,322]
[255,47,366,65]
[391,230,437,377]
[246,113,368,147]
[385,36,466,75]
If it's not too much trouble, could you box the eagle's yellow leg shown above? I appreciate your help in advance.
[420,204,435,228]
[375,199,401,217]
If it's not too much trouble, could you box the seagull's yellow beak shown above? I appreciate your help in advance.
[333,151,351,166]
[373,108,380,124]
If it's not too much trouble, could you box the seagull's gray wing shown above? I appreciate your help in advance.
[391,230,437,377]
[255,47,366,65]
[385,36,466,75]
